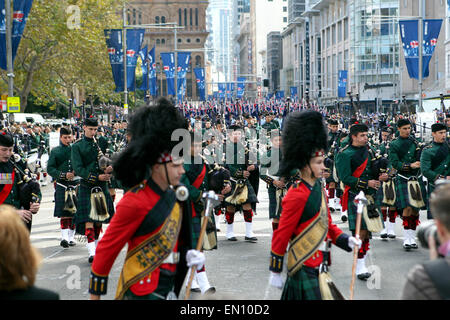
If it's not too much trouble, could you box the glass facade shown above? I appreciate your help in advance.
[350,0,400,86]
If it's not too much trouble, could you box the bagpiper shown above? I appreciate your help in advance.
[89,98,203,300]
[71,117,115,263]
[420,122,450,219]
[47,127,78,248]
[336,123,388,280]
[269,110,360,300]
[389,119,427,250]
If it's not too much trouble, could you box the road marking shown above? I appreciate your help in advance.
[43,249,65,261]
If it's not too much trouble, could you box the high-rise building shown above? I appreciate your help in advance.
[288,0,306,24]
[267,32,283,92]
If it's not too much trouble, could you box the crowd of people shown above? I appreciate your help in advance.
[0,97,449,301]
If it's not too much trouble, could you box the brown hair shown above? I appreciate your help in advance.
[430,183,450,231]
[0,205,42,291]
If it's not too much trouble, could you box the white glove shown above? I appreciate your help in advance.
[186,249,205,270]
[269,272,284,289]
[348,235,362,249]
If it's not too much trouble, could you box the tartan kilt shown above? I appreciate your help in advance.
[347,191,370,231]
[224,179,259,207]
[53,182,79,218]
[281,266,322,300]
[394,176,427,210]
[268,186,280,219]
[74,182,115,235]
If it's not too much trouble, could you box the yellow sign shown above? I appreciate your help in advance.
[124,103,128,115]
[7,97,20,113]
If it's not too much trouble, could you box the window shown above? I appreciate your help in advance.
[161,39,166,45]
[190,8,193,26]
[156,39,160,45]
[283,17,287,23]
[195,8,199,26]
[184,9,188,26]
[195,55,202,67]
[155,16,160,24]
[196,38,201,43]
[187,38,191,43]
[179,9,182,26]
[178,38,182,43]
[161,16,166,24]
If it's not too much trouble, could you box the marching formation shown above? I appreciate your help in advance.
[0,97,449,300]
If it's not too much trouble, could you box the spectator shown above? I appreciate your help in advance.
[0,205,59,300]
[400,183,450,300]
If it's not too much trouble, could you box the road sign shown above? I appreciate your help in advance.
[1,95,7,111]
[124,103,128,115]
[7,97,20,113]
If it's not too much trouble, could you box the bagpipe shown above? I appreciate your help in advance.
[89,137,111,222]
[9,155,40,211]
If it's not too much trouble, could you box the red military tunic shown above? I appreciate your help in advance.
[89,179,191,298]
[270,179,351,273]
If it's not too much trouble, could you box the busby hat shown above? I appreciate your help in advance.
[397,118,411,128]
[432,122,447,132]
[277,110,327,177]
[0,132,14,147]
[113,98,188,188]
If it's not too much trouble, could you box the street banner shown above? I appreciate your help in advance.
[399,19,442,79]
[226,83,234,100]
[177,52,191,101]
[338,70,348,98]
[105,28,145,92]
[161,52,176,95]
[194,67,206,101]
[237,77,245,98]
[218,83,226,100]
[275,91,284,99]
[290,86,298,98]
[138,45,148,91]
[0,0,34,70]
[148,47,157,96]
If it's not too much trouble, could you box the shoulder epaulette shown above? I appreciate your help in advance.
[129,181,146,193]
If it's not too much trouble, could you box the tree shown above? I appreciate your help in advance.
[0,0,126,112]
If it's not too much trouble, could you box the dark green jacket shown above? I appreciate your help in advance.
[71,136,104,185]
[47,143,72,181]
[420,141,450,185]
[389,136,420,177]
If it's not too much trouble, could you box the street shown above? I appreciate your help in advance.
[32,180,430,300]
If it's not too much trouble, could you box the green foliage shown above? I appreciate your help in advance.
[0,0,127,112]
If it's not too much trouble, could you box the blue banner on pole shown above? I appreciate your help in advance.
[290,86,298,98]
[226,83,234,100]
[399,19,442,79]
[139,45,148,91]
[161,52,176,95]
[105,28,144,92]
[218,83,226,100]
[194,67,205,101]
[0,0,34,70]
[338,70,348,98]
[275,91,284,99]
[148,47,157,96]
[177,52,191,102]
[237,77,245,98]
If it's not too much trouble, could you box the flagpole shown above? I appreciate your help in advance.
[5,0,14,98]
[123,5,128,117]
[418,0,424,112]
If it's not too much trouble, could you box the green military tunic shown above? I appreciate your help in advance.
[260,146,284,219]
[71,136,114,234]
[0,160,22,209]
[389,136,427,210]
[421,141,450,216]
[181,159,217,250]
[47,143,78,218]
[335,144,378,231]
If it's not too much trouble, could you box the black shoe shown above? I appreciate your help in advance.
[69,241,76,246]
[388,234,396,239]
[227,237,238,241]
[190,288,201,293]
[403,244,411,251]
[60,240,69,248]
[357,272,371,281]
[410,243,418,249]
[380,233,388,239]
[204,287,216,295]
[88,255,94,264]
[245,236,258,242]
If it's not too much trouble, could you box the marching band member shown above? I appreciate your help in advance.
[269,110,360,300]
[389,119,427,250]
[336,123,388,280]
[47,127,78,248]
[71,117,115,263]
[89,99,203,300]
